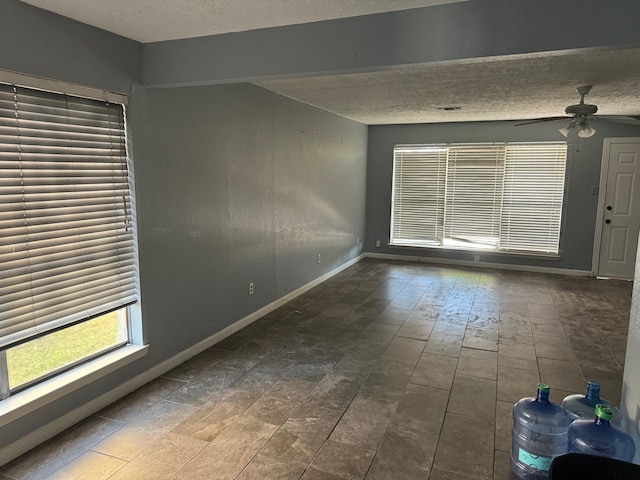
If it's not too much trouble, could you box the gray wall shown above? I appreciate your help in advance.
[0,80,367,453]
[129,82,367,355]
[0,0,141,94]
[0,1,367,456]
[0,80,367,451]
[365,121,640,272]
[623,247,640,463]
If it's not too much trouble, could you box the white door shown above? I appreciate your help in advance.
[595,138,640,279]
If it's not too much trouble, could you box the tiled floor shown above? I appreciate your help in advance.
[0,259,632,480]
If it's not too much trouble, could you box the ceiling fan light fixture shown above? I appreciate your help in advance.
[559,124,574,137]
[578,123,596,138]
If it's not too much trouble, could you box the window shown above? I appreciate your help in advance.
[0,82,139,398]
[390,142,567,254]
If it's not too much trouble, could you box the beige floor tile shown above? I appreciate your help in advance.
[172,388,259,442]
[235,455,306,480]
[174,417,278,480]
[527,303,558,319]
[391,384,449,436]
[311,440,376,480]
[163,348,231,382]
[306,373,362,412]
[447,375,496,420]
[365,426,436,479]
[0,416,123,480]
[494,401,514,452]
[537,358,585,393]
[94,400,197,461]
[108,433,207,480]
[498,341,536,360]
[301,467,350,480]
[456,348,498,380]
[259,403,342,467]
[433,413,494,479]
[493,449,518,480]
[429,466,482,479]
[497,365,540,403]
[396,321,435,341]
[410,353,458,390]
[329,386,402,450]
[424,331,464,358]
[497,353,538,372]
[92,427,160,462]
[381,336,426,365]
[463,328,499,351]
[167,366,245,406]
[533,334,575,361]
[96,376,188,423]
[529,318,565,337]
[47,451,126,480]
[2,260,631,480]
[244,377,317,425]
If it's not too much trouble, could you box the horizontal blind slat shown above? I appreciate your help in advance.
[391,145,446,244]
[500,143,567,253]
[0,82,137,349]
[390,141,567,253]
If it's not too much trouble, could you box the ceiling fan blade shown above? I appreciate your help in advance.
[514,116,569,126]
[594,115,640,126]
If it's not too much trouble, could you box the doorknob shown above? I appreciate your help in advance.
[605,219,611,224]
[606,205,612,210]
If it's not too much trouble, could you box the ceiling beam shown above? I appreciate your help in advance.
[143,0,640,88]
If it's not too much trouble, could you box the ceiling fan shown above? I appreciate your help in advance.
[515,85,640,138]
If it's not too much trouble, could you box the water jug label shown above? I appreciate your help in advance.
[518,448,552,471]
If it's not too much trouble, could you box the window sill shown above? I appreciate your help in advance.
[0,344,148,428]
[387,242,561,260]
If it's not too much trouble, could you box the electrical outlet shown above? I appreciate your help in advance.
[356,237,360,245]
[317,254,321,264]
[375,240,381,248]
[248,282,254,295]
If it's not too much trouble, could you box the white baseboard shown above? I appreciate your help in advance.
[364,252,593,277]
[0,253,365,467]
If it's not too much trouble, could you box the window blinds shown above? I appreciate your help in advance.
[0,83,137,349]
[390,142,567,254]
[391,145,447,246]
[444,145,505,249]
[501,143,567,253]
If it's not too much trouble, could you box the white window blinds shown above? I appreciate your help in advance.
[390,142,567,255]
[391,145,446,246]
[444,145,505,249]
[0,83,137,349]
[501,143,567,253]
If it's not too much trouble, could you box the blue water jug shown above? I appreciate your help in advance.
[568,404,636,462]
[511,384,572,480]
[562,381,622,427]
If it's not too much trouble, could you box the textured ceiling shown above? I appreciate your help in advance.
[19,0,466,43]
[254,48,640,125]
[17,1,640,125]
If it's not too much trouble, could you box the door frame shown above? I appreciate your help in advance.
[592,137,640,278]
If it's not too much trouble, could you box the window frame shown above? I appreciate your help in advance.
[389,141,568,256]
[0,70,145,403]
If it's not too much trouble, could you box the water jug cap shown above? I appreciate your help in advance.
[537,383,550,393]
[595,404,613,421]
